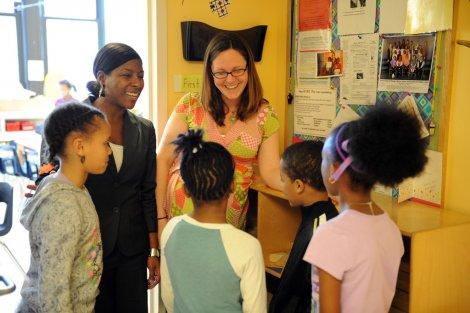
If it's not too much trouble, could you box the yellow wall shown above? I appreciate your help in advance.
[166,0,290,148]
[445,0,470,215]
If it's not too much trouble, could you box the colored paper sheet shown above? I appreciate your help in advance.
[299,0,331,31]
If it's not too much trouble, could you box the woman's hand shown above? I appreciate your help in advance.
[25,184,37,198]
[147,256,160,289]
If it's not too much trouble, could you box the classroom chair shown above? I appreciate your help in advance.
[0,182,17,295]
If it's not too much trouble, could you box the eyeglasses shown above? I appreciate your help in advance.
[212,68,247,79]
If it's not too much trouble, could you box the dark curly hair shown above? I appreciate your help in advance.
[44,102,106,163]
[172,129,235,206]
[281,140,326,191]
[328,105,428,191]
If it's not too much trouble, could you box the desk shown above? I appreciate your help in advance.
[251,182,470,313]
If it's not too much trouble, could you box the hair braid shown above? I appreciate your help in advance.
[44,102,105,162]
[172,129,235,205]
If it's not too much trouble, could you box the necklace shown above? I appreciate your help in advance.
[347,201,375,215]
[228,111,237,124]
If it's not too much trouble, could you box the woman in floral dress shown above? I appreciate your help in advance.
[156,33,283,232]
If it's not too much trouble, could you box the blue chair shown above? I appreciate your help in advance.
[0,145,16,176]
[7,142,29,178]
[0,182,17,295]
[0,142,38,180]
[24,148,39,180]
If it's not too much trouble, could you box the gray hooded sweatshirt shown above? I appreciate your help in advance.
[16,174,103,313]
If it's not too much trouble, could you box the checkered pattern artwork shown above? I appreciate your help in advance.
[209,0,231,17]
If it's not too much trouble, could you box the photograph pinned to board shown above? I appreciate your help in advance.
[296,50,337,88]
[209,0,231,17]
[317,50,343,78]
[294,87,336,138]
[338,0,376,35]
[296,50,343,82]
[298,0,331,31]
[378,33,436,93]
[340,33,379,105]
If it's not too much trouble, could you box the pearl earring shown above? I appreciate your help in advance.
[99,84,105,97]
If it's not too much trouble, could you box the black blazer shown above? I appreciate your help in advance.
[86,110,157,258]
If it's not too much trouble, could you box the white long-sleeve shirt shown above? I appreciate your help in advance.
[161,215,267,313]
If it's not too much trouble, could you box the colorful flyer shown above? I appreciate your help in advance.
[299,0,331,31]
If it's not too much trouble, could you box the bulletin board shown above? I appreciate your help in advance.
[287,0,453,204]
[288,0,452,152]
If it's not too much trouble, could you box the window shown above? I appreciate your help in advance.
[0,16,20,88]
[43,0,102,98]
[0,1,21,99]
[0,0,104,99]
[44,0,97,19]
[45,19,99,98]
[0,0,15,13]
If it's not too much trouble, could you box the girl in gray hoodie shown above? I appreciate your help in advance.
[17,102,111,313]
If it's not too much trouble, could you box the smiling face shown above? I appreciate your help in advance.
[211,48,248,106]
[100,58,144,110]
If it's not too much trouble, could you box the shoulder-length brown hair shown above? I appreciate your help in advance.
[201,33,265,126]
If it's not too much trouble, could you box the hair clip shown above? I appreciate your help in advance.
[192,144,203,154]
[332,125,352,181]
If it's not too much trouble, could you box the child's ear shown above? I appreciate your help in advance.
[71,134,85,159]
[294,179,305,194]
[328,162,341,183]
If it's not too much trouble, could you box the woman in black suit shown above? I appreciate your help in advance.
[85,43,158,313]
[35,43,158,312]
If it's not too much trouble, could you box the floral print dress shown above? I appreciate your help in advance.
[163,92,280,229]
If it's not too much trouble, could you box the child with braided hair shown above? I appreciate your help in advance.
[160,129,266,313]
[304,106,428,313]
[17,102,111,313]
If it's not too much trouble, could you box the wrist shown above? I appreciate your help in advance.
[149,247,160,258]
[157,214,168,220]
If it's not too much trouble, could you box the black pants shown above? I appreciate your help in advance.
[95,247,148,313]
